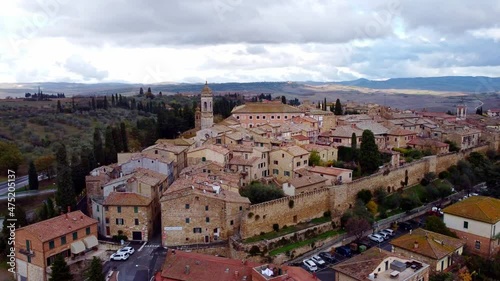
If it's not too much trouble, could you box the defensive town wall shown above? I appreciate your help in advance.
[239,145,490,239]
[240,189,330,238]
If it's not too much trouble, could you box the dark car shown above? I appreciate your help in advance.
[335,246,352,258]
[408,219,422,227]
[318,252,336,263]
[398,222,412,231]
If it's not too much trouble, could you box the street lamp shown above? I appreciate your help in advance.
[135,264,150,281]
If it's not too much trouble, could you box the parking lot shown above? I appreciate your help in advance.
[296,216,428,281]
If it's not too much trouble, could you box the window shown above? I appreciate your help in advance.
[282,153,285,158]
[205,206,209,211]
[104,206,109,211]
[277,116,281,119]
[239,206,243,211]
[116,219,124,225]
[475,240,481,249]
[26,240,31,251]
[134,206,138,213]
[303,160,307,165]
[86,227,90,235]
[296,162,300,167]
[463,221,469,229]
[230,220,234,225]
[186,218,190,223]
[185,204,190,209]
[193,228,202,233]
[135,219,139,225]
[201,157,206,162]
[249,116,253,119]
[206,217,210,223]
[97,205,99,212]
[49,240,55,249]
[284,171,290,176]
[273,169,279,175]
[256,116,260,119]
[117,206,121,213]
[273,160,278,165]
[105,217,110,224]
[263,116,266,119]
[72,232,78,240]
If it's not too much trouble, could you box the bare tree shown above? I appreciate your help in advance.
[346,217,371,242]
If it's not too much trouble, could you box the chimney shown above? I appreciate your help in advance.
[185,265,190,274]
[414,241,419,249]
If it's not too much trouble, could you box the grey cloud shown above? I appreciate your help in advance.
[64,55,108,81]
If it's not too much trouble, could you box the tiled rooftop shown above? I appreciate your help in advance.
[443,196,500,224]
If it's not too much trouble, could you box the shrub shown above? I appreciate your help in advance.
[366,200,378,215]
[356,189,372,204]
[272,224,279,232]
[323,210,331,217]
[249,246,261,256]
[438,171,450,179]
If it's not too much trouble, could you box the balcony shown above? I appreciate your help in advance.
[19,248,35,257]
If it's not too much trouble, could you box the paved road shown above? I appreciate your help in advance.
[0,188,56,201]
[0,175,28,194]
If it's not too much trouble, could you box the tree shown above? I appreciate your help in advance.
[444,140,459,152]
[93,127,104,166]
[35,154,56,179]
[28,161,39,190]
[46,198,56,218]
[103,96,108,110]
[323,98,327,111]
[91,97,96,110]
[351,133,357,150]
[71,153,86,196]
[356,189,372,204]
[139,87,144,96]
[345,217,371,241]
[359,130,381,174]
[55,144,76,212]
[281,96,287,104]
[120,122,129,152]
[374,187,387,206]
[334,98,342,115]
[239,182,285,204]
[57,100,62,113]
[85,257,105,281]
[2,206,27,237]
[49,254,72,281]
[309,151,321,166]
[424,216,458,237]
[104,126,117,164]
[366,200,378,215]
[0,141,23,174]
[112,126,123,153]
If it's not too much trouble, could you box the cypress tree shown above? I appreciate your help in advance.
[334,99,342,115]
[49,254,73,281]
[323,98,327,111]
[93,128,104,166]
[84,257,105,281]
[351,133,357,150]
[70,154,85,196]
[103,96,108,110]
[120,122,129,152]
[55,144,76,212]
[359,130,381,175]
[57,100,62,113]
[139,87,144,96]
[281,96,287,104]
[91,97,96,110]
[104,126,117,164]
[111,94,115,106]
[28,161,39,190]
[112,126,123,153]
[46,198,56,218]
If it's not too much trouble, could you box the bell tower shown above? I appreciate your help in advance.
[200,81,214,129]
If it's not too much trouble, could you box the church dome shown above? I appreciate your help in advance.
[201,81,212,97]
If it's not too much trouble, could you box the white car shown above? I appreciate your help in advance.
[377,232,389,240]
[303,259,318,272]
[382,229,395,236]
[311,255,326,266]
[117,246,135,255]
[368,234,384,243]
[110,252,129,261]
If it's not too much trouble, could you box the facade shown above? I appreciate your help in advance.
[186,144,230,166]
[443,196,500,258]
[304,166,353,185]
[302,144,338,163]
[269,145,310,182]
[282,174,327,196]
[386,128,417,148]
[231,101,305,128]
[390,228,465,273]
[14,211,98,281]
[333,247,429,281]
[200,82,214,130]
[407,138,449,155]
[160,181,250,246]
[103,192,153,241]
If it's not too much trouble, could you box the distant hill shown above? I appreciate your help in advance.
[334,76,500,92]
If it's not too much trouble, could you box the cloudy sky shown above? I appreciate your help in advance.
[1,0,499,83]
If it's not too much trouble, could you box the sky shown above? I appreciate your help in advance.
[0,0,499,83]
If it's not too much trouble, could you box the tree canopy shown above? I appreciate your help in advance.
[49,254,73,281]
[85,257,105,281]
[55,144,76,212]
[28,161,39,190]
[424,216,458,238]
[0,141,23,174]
[239,182,284,204]
[359,130,381,174]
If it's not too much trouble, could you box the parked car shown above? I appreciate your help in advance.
[335,246,352,257]
[376,232,389,240]
[117,246,135,255]
[311,255,326,266]
[110,252,130,261]
[398,222,412,231]
[303,259,318,272]
[381,229,395,236]
[408,219,422,227]
[368,234,384,243]
[318,252,336,263]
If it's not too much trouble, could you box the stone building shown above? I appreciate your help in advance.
[103,192,153,241]
[231,101,304,128]
[390,228,465,273]
[282,174,327,196]
[186,144,231,166]
[200,82,214,130]
[269,145,310,182]
[160,179,250,246]
[14,211,98,281]
[333,247,429,281]
[443,196,500,258]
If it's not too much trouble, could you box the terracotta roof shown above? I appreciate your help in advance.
[443,196,500,224]
[302,144,332,152]
[308,166,352,176]
[188,144,230,155]
[180,161,225,176]
[332,248,396,281]
[356,121,389,135]
[390,228,465,260]
[228,156,260,166]
[387,127,417,136]
[280,145,309,157]
[156,138,195,146]
[133,168,168,186]
[288,174,327,188]
[292,135,309,141]
[163,178,250,204]
[144,142,188,154]
[16,211,97,242]
[104,192,152,206]
[231,102,303,114]
[332,126,364,138]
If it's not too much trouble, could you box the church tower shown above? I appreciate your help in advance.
[200,81,214,129]
[456,103,467,120]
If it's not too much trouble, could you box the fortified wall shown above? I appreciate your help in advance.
[240,145,490,239]
[240,189,330,238]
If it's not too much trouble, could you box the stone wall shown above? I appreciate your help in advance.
[240,189,330,238]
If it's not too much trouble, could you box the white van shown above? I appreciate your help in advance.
[303,259,318,272]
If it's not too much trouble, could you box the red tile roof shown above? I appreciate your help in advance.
[443,196,500,224]
[104,192,152,206]
[308,166,352,176]
[16,211,97,242]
